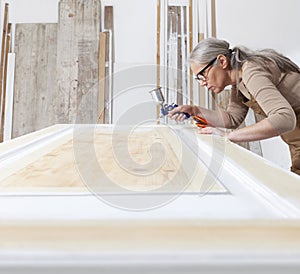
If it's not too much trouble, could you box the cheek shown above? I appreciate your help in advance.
[212,70,226,86]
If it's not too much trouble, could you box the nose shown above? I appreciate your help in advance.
[199,79,208,86]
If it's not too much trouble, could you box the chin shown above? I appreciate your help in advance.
[212,87,223,94]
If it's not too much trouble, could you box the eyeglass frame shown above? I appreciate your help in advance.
[194,57,217,82]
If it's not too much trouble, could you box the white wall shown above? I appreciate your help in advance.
[1,0,298,170]
[103,0,158,125]
[1,0,59,23]
[216,0,300,65]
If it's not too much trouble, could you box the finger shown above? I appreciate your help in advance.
[199,127,213,134]
[168,106,182,115]
[168,112,179,120]
[168,112,185,121]
[177,113,186,121]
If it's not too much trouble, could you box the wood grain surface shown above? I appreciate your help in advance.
[0,126,225,194]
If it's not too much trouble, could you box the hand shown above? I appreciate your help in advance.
[199,126,227,137]
[168,105,200,121]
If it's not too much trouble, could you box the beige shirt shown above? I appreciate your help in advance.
[226,62,300,135]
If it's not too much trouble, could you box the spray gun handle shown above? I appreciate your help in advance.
[161,103,190,119]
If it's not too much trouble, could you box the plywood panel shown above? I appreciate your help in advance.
[0,126,225,194]
[12,23,57,138]
[56,0,101,124]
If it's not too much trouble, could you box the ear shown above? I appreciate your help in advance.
[217,54,229,69]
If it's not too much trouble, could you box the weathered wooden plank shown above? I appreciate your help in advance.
[156,0,161,124]
[104,6,114,59]
[156,0,161,86]
[56,0,101,124]
[103,5,114,124]
[177,6,183,105]
[0,3,9,138]
[167,6,178,105]
[98,32,106,123]
[12,23,57,138]
[211,0,217,37]
[0,23,11,142]
[3,53,15,141]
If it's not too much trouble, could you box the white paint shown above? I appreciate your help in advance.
[0,0,297,169]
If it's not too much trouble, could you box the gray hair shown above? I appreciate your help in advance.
[189,37,300,74]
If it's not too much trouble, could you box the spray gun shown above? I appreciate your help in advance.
[149,87,208,128]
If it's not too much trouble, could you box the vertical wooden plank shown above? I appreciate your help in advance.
[182,6,189,106]
[210,0,217,110]
[189,0,193,104]
[0,3,9,137]
[56,1,78,124]
[0,23,11,142]
[56,0,101,124]
[156,0,161,124]
[167,6,178,105]
[98,32,106,124]
[104,6,114,45]
[198,33,206,108]
[177,7,183,106]
[156,0,161,87]
[211,0,216,37]
[3,53,15,141]
[77,0,101,124]
[103,5,114,124]
[198,32,204,43]
[12,23,57,138]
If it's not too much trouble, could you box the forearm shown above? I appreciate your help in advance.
[169,105,233,128]
[227,119,279,142]
[198,107,230,128]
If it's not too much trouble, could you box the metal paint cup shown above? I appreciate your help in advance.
[149,87,165,105]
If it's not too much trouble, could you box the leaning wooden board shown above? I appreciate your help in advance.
[12,23,57,138]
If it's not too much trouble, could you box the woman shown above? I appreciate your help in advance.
[168,37,300,175]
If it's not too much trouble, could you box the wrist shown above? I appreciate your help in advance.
[225,130,233,142]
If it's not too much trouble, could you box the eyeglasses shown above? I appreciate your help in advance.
[194,57,217,82]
